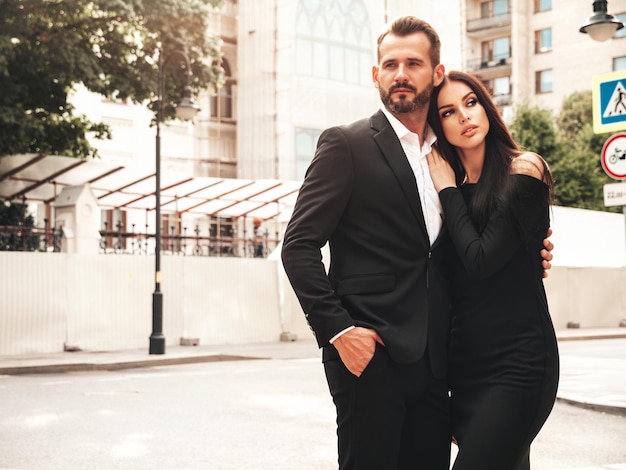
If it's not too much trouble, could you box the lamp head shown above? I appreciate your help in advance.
[580,0,624,41]
[175,86,201,120]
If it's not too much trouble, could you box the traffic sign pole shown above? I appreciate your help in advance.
[601,133,626,257]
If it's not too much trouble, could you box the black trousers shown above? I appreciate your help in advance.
[324,345,451,470]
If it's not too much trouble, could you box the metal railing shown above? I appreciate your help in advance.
[0,220,63,252]
[98,222,276,258]
[466,56,510,72]
[0,220,277,258]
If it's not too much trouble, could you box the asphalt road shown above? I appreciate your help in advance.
[0,357,625,470]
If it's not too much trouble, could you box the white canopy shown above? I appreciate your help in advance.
[0,154,301,221]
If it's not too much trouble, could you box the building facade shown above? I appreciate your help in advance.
[63,0,625,253]
[79,0,626,181]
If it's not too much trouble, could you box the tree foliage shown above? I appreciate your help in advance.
[510,92,617,212]
[551,91,615,212]
[509,102,559,159]
[0,200,39,251]
[0,0,225,158]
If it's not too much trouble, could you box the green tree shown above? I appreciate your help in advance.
[0,200,38,250]
[0,0,224,159]
[510,94,617,212]
[553,91,615,212]
[556,90,593,139]
[509,101,560,160]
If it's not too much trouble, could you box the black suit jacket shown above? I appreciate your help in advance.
[281,110,450,379]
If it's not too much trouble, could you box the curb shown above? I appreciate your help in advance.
[556,396,626,417]
[557,332,626,341]
[0,353,264,376]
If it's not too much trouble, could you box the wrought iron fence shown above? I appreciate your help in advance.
[0,217,279,257]
[0,220,63,252]
[98,222,276,258]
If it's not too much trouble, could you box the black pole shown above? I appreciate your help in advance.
[148,49,199,354]
[150,56,166,355]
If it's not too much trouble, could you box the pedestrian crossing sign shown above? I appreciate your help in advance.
[593,70,626,134]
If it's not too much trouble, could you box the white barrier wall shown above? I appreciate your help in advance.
[544,266,626,330]
[0,252,312,356]
[0,253,623,356]
[1,253,69,355]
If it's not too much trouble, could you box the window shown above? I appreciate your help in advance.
[615,13,626,38]
[535,69,553,93]
[535,28,552,53]
[100,209,128,253]
[295,128,322,180]
[210,59,233,119]
[493,76,510,96]
[481,37,510,64]
[482,77,511,105]
[614,56,626,71]
[480,0,510,17]
[535,0,551,12]
[493,37,510,61]
[296,0,372,86]
[493,0,508,15]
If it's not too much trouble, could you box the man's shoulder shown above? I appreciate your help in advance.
[324,110,387,135]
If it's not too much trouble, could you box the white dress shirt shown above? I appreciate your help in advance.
[382,108,443,246]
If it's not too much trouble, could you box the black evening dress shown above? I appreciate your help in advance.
[439,174,560,470]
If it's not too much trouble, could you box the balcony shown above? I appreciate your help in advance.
[466,57,512,80]
[467,13,511,38]
[493,93,512,107]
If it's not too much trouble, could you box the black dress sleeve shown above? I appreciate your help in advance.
[438,174,550,280]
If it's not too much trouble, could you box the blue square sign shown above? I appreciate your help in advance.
[593,71,626,134]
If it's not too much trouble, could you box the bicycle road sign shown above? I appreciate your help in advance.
[601,132,626,180]
[593,70,626,134]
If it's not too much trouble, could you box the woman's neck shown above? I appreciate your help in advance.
[458,147,485,184]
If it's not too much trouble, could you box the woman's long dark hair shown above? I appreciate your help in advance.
[427,71,551,231]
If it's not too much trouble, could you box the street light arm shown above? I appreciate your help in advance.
[157,49,200,123]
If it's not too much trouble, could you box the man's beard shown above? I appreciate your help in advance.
[379,81,434,114]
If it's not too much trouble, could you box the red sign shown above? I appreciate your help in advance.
[602,133,626,180]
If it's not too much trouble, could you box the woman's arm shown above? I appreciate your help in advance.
[430,151,551,279]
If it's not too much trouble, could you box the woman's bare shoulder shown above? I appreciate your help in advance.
[511,152,549,180]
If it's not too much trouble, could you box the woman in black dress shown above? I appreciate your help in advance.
[426,71,559,470]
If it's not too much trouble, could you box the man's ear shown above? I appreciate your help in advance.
[433,63,445,87]
[372,65,379,88]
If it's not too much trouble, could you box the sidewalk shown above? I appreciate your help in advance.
[1,328,626,415]
[554,328,626,415]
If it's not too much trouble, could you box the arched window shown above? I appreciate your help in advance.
[210,59,233,119]
[295,0,372,86]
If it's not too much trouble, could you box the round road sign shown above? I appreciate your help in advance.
[602,132,626,180]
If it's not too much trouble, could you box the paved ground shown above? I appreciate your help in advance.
[1,327,626,415]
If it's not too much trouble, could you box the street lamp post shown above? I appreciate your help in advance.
[150,51,201,355]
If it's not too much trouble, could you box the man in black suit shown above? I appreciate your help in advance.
[282,16,550,469]
[282,16,450,469]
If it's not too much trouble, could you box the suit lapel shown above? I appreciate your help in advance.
[370,110,429,241]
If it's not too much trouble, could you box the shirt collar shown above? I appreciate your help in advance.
[381,107,437,148]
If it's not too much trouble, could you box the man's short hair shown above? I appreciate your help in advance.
[376,16,441,67]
